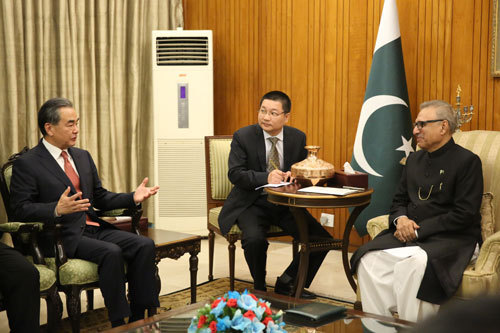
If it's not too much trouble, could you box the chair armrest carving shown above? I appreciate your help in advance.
[366,215,390,239]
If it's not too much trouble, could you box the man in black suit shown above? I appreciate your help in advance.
[218,91,332,298]
[0,239,40,332]
[9,98,160,327]
[350,100,483,322]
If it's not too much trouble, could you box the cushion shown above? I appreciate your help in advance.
[45,257,99,286]
[480,192,495,241]
[35,264,57,292]
[209,139,233,200]
[10,256,56,292]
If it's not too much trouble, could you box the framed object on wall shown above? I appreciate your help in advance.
[492,0,500,76]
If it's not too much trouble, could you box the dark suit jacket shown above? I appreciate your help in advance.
[350,138,483,304]
[218,124,307,235]
[9,140,136,257]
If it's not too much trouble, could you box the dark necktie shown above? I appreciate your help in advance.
[61,151,99,226]
[267,137,280,172]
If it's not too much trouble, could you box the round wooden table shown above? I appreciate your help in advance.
[266,184,373,297]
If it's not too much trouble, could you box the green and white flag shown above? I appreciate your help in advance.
[351,0,413,236]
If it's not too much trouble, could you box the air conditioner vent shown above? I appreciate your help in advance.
[156,37,209,66]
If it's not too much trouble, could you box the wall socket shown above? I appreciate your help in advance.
[320,213,334,227]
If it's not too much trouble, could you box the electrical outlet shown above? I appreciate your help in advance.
[320,213,334,227]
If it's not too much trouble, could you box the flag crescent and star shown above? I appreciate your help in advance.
[350,0,414,236]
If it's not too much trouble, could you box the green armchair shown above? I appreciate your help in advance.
[0,222,62,332]
[204,135,298,291]
[0,148,144,333]
[364,130,500,300]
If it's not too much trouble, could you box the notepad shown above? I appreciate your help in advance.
[255,182,292,190]
[297,186,357,196]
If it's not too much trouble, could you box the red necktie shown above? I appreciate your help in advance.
[61,151,99,226]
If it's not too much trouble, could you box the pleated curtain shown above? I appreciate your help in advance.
[0,0,184,221]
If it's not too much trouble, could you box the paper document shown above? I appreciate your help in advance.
[297,186,357,196]
[100,216,132,223]
[255,182,292,190]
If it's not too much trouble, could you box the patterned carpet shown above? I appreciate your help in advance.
[42,277,353,332]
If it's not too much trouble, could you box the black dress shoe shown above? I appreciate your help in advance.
[274,278,317,299]
[274,278,294,296]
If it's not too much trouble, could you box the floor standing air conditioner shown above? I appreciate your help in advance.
[152,29,213,234]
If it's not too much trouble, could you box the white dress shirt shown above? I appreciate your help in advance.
[42,138,79,176]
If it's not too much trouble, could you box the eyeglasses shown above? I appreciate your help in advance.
[258,109,285,118]
[413,119,445,130]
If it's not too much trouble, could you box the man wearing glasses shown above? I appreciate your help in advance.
[218,90,332,298]
[350,100,483,322]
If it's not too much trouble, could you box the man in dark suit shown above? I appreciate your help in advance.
[350,100,483,322]
[218,91,332,298]
[9,98,160,327]
[0,238,40,332]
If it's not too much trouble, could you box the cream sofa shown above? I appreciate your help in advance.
[365,130,500,299]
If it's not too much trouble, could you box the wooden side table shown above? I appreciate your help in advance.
[141,229,202,304]
[266,185,373,298]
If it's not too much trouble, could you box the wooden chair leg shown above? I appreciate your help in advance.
[45,285,62,332]
[228,237,236,291]
[208,230,215,281]
[86,289,94,311]
[292,240,298,259]
[67,286,82,333]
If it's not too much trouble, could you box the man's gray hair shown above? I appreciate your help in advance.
[38,98,74,136]
[420,100,457,134]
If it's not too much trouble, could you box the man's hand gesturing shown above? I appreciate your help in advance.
[133,177,160,204]
[56,186,91,216]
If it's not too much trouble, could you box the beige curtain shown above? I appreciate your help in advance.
[0,0,183,221]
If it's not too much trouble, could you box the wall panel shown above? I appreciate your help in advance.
[184,0,500,249]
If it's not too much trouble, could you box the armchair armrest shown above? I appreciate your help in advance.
[0,221,46,265]
[366,215,390,239]
[0,221,43,233]
[96,207,143,235]
[472,231,500,275]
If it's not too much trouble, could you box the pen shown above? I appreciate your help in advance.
[270,160,279,170]
[342,185,365,191]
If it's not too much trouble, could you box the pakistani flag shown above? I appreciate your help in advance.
[351,0,413,236]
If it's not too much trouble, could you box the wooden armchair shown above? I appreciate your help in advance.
[363,130,500,300]
[204,135,297,291]
[0,149,62,332]
[1,147,144,333]
[0,223,62,332]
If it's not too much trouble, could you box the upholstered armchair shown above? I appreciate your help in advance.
[0,223,62,332]
[0,147,144,333]
[204,135,298,291]
[364,130,500,300]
